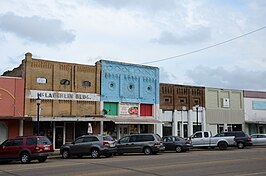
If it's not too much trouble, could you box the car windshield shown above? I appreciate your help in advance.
[155,134,162,141]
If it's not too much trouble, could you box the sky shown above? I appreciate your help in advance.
[0,0,266,91]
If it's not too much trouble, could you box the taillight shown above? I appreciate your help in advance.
[185,141,191,144]
[248,137,252,141]
[103,141,110,146]
[154,142,160,146]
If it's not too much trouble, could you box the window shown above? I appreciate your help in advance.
[60,79,70,85]
[217,124,224,134]
[119,136,130,143]
[75,138,84,144]
[204,132,209,138]
[83,81,91,88]
[193,132,202,138]
[84,137,99,142]
[37,137,52,144]
[128,83,134,91]
[26,138,36,145]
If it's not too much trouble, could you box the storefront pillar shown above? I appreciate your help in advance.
[19,119,24,136]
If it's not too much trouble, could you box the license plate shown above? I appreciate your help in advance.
[44,145,50,150]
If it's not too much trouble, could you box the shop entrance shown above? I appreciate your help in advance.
[119,125,129,138]
[55,126,64,149]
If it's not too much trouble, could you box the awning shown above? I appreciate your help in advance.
[245,120,266,124]
[107,117,162,124]
[31,116,111,122]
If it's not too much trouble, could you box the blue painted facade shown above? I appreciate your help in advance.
[100,60,159,104]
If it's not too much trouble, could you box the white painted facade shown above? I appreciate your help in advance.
[159,107,206,137]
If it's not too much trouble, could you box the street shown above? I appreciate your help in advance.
[1,147,266,176]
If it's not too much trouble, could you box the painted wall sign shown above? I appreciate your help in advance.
[252,101,266,110]
[119,103,139,115]
[27,90,100,101]
[36,77,47,84]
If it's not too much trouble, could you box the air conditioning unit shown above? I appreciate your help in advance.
[222,98,230,108]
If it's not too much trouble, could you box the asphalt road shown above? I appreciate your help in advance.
[1,147,266,176]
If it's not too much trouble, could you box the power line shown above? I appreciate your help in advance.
[141,26,266,65]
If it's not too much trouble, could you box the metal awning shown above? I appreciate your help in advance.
[31,116,111,122]
[245,120,266,124]
[107,117,162,124]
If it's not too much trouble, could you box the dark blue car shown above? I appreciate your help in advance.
[163,136,193,153]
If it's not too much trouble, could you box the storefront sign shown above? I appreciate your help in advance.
[252,101,266,110]
[27,90,100,101]
[119,103,139,115]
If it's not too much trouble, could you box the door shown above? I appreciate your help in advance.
[119,125,129,138]
[117,136,130,153]
[191,132,203,147]
[55,127,64,149]
[163,136,175,151]
[0,138,23,160]
[183,124,188,138]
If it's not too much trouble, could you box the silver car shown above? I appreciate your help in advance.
[250,134,266,146]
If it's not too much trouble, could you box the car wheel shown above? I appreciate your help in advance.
[20,152,31,164]
[175,146,182,153]
[143,147,152,155]
[91,148,100,159]
[62,149,70,159]
[237,142,245,149]
[38,156,47,163]
[218,142,228,150]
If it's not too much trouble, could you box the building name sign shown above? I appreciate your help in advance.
[28,90,100,101]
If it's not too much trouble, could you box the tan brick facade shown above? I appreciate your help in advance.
[23,52,101,117]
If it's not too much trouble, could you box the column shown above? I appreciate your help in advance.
[117,125,121,139]
[172,110,178,136]
[188,110,193,136]
[19,120,23,136]
[202,108,207,131]
[100,121,104,134]
[180,111,184,138]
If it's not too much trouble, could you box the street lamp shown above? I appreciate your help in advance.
[195,105,199,132]
[36,95,41,135]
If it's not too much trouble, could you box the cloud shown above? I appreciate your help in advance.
[186,65,266,90]
[0,12,75,45]
[160,67,178,83]
[152,27,211,45]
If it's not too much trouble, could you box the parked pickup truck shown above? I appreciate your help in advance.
[189,131,236,150]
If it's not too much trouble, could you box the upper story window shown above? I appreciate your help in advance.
[82,81,91,88]
[60,79,70,85]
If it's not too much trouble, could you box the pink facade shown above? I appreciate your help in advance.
[0,77,24,117]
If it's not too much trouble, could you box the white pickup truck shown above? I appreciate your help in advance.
[189,131,236,150]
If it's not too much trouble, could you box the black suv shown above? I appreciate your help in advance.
[215,131,252,149]
[116,133,165,155]
[60,135,117,159]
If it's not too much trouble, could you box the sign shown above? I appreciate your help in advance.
[27,90,100,101]
[36,77,47,84]
[119,103,139,116]
[252,101,266,110]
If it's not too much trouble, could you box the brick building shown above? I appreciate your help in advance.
[3,52,106,149]
[159,83,205,137]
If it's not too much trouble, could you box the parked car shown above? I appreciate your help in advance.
[162,136,192,153]
[189,131,236,150]
[0,136,54,164]
[214,131,252,149]
[60,135,117,159]
[116,133,165,155]
[250,134,266,146]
